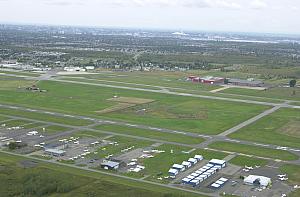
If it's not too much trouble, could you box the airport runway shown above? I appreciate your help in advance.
[1,103,300,165]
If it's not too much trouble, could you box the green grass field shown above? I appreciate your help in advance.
[229,155,268,167]
[0,152,203,197]
[0,107,93,126]
[280,164,300,185]
[41,125,70,134]
[229,108,300,148]
[0,70,40,77]
[0,76,35,90]
[94,124,205,145]
[64,71,220,91]
[0,80,269,135]
[73,130,109,138]
[1,119,32,127]
[208,142,299,161]
[221,87,300,102]
[279,164,300,197]
[0,115,10,122]
[60,74,282,104]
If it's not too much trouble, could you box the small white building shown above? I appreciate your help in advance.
[168,168,179,177]
[172,164,185,171]
[194,155,203,161]
[85,66,95,70]
[209,159,226,168]
[244,175,271,187]
[188,158,198,165]
[182,161,192,168]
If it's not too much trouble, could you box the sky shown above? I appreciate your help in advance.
[0,0,300,34]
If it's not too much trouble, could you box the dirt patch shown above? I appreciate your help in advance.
[96,97,155,114]
[107,97,155,104]
[18,160,38,168]
[96,103,136,114]
[278,120,300,137]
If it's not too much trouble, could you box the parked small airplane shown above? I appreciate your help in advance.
[277,174,287,177]
[245,166,254,170]
[279,177,289,181]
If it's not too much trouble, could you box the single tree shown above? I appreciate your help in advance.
[290,79,297,87]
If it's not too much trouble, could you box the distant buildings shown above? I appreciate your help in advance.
[187,76,225,84]
[187,75,264,87]
[64,67,86,72]
[227,78,264,87]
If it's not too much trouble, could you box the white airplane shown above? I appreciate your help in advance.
[279,177,289,181]
[245,166,254,170]
[277,174,287,177]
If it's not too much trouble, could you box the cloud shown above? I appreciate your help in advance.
[42,0,85,6]
[250,0,267,9]
[108,0,242,9]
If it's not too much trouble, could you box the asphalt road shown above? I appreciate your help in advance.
[218,105,282,136]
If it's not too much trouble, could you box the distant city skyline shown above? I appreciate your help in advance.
[0,0,300,35]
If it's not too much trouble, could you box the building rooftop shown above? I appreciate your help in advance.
[228,78,263,85]
[101,160,119,167]
[44,148,65,154]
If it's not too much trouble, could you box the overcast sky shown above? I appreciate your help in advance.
[0,0,299,34]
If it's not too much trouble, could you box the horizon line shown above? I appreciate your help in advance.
[1,21,300,37]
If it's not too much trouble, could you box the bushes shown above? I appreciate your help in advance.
[0,164,90,197]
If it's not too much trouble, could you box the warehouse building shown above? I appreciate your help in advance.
[101,160,120,170]
[209,159,226,168]
[44,148,66,157]
[187,76,225,84]
[228,78,264,87]
[244,175,271,187]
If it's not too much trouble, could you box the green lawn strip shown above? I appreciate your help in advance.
[77,73,282,103]
[208,142,299,161]
[279,164,300,185]
[0,152,204,197]
[22,122,45,129]
[142,144,228,181]
[1,119,32,127]
[0,107,93,126]
[42,125,71,134]
[289,190,300,197]
[94,124,205,145]
[93,136,153,159]
[0,70,40,77]
[60,77,164,90]
[0,78,35,90]
[31,154,53,160]
[221,87,300,102]
[0,80,269,135]
[229,108,300,148]
[0,115,10,122]
[76,71,219,91]
[279,164,300,197]
[73,130,108,138]
[229,155,268,167]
